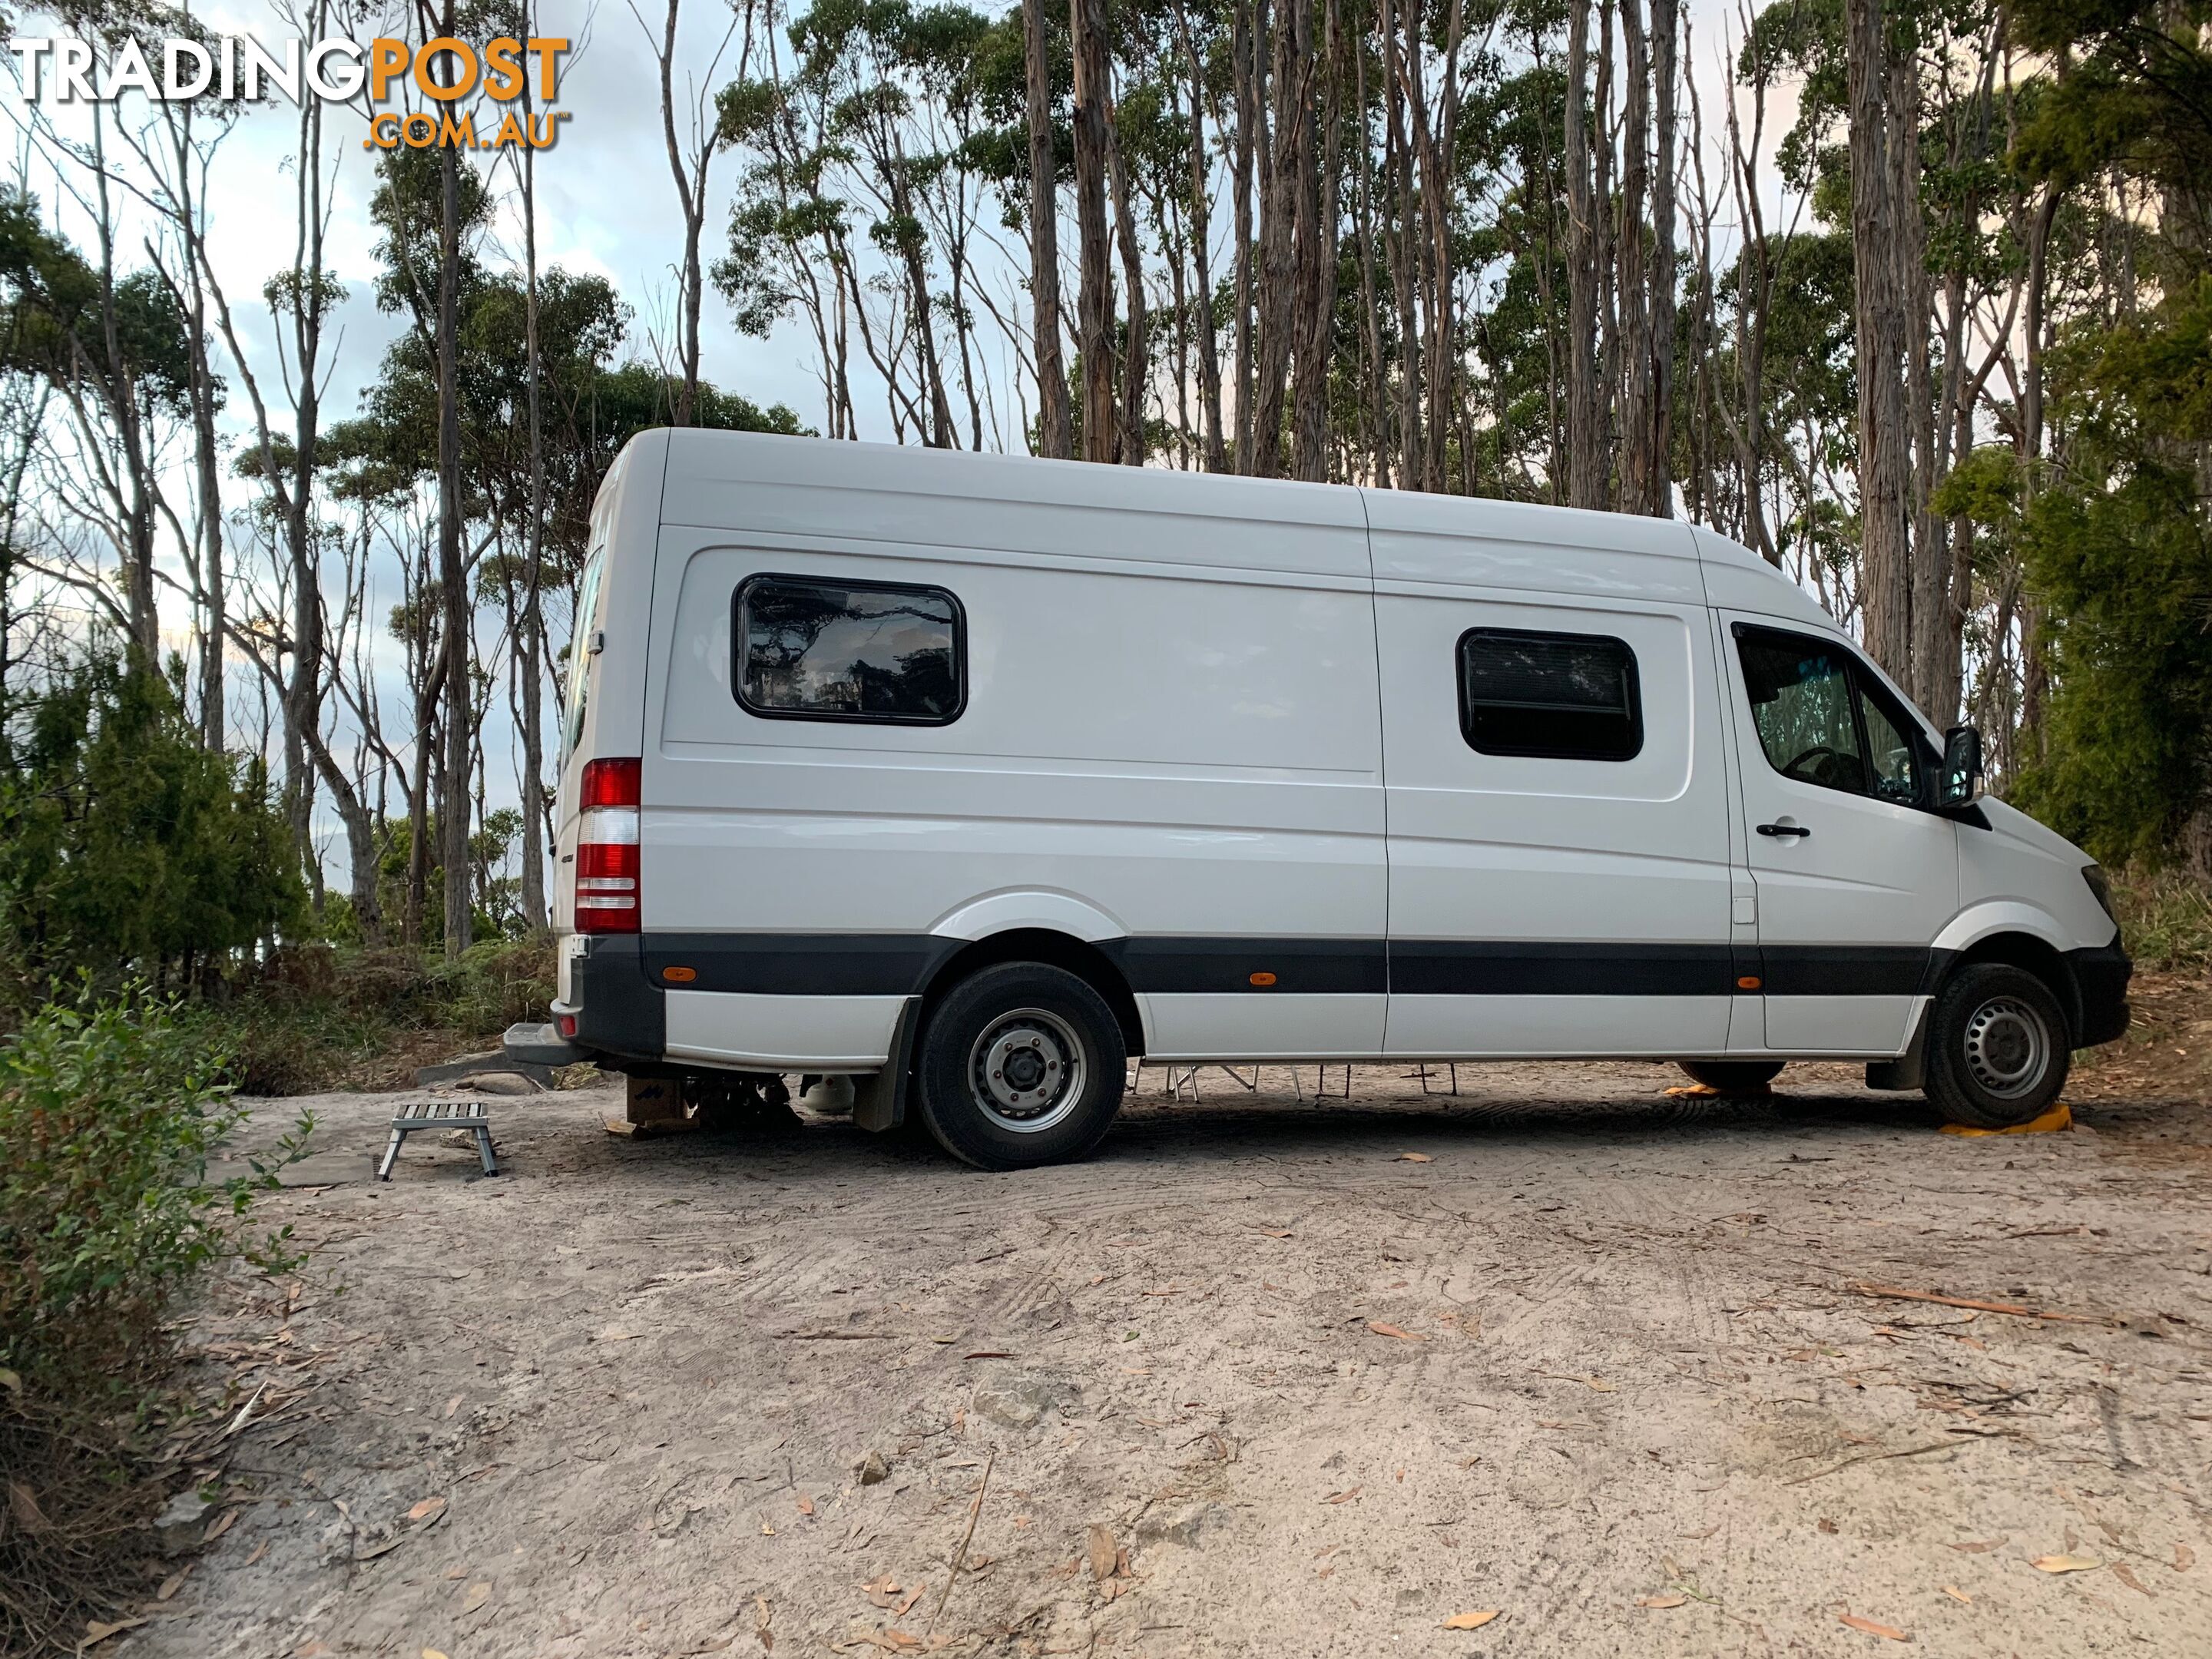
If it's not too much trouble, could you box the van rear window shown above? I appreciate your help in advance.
[1456,627,1643,761]
[734,575,965,725]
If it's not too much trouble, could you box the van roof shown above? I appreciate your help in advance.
[650,429,1835,624]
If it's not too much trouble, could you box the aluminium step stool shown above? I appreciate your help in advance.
[377,1098,498,1181]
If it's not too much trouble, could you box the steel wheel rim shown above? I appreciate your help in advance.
[1962,995,2050,1100]
[968,1007,1086,1134]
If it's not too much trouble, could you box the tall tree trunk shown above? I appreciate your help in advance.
[1353,8,1387,486]
[1646,0,1677,517]
[1251,0,1299,478]
[1108,84,1148,466]
[1617,0,1654,512]
[1177,6,1227,473]
[1844,0,1913,684]
[1290,0,1339,482]
[521,5,549,933]
[1385,0,1420,488]
[1233,0,1258,472]
[655,0,705,426]
[1891,40,1942,709]
[1025,0,1073,459]
[435,0,473,958]
[1070,0,1116,462]
[1563,0,1605,508]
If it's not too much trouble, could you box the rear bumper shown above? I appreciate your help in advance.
[2067,938,2133,1048]
[559,936,667,1065]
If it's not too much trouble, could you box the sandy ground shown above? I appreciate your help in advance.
[121,1051,2211,1659]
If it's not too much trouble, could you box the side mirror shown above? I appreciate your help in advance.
[1937,725,1984,808]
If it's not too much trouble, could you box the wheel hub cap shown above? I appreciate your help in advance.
[969,1008,1085,1134]
[1962,996,2049,1100]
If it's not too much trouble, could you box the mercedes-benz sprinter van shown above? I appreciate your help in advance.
[510,431,2130,1169]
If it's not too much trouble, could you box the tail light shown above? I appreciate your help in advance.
[575,757,641,934]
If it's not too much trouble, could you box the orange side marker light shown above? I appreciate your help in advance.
[663,965,698,983]
[1249,971,1278,987]
[1737,975,1762,991]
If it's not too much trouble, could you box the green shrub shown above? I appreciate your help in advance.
[0,657,304,997]
[2109,866,2212,971]
[186,935,558,1095]
[0,990,300,1654]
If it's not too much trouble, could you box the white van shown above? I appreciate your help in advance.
[508,430,2130,1169]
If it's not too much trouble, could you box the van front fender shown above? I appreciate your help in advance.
[1929,902,2075,959]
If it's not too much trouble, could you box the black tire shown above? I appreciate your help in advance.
[916,962,1127,1171]
[1922,962,2071,1128]
[1677,1060,1785,1094]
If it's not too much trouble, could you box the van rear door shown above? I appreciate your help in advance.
[1720,615,1959,1054]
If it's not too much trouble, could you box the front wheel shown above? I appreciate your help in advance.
[1677,1060,1785,1094]
[1922,963,2071,1128]
[916,963,1127,1170]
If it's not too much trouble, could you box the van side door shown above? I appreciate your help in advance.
[1375,590,1736,1058]
[1720,616,1960,1054]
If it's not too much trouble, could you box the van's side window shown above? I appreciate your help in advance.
[1456,628,1642,761]
[1734,625,1924,805]
[735,575,965,725]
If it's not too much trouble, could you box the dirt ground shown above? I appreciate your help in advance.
[121,1020,2212,1659]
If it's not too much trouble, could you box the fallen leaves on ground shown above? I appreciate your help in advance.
[796,1493,816,1516]
[78,1619,147,1649]
[1839,1612,1909,1641]
[2032,1555,2101,1574]
[1322,1486,1362,1504]
[1539,1371,1614,1391]
[1636,1593,1687,1608]
[1255,1227,1294,1238]
[1948,1538,2004,1553]
[1395,1152,1433,1163]
[461,1581,492,1614]
[1087,1524,1118,1581]
[2111,1563,2154,1596]
[2176,1544,2196,1572]
[1442,1608,1499,1629]
[408,1496,448,1523]
[1367,1321,1425,1341]
[1941,1585,1972,1605]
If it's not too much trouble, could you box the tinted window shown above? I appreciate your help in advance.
[1736,630,1866,792]
[1457,628,1642,761]
[1857,685,1924,806]
[1735,625,1925,804]
[735,575,964,724]
[561,545,605,760]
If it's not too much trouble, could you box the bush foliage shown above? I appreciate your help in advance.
[0,992,298,1655]
[0,659,303,997]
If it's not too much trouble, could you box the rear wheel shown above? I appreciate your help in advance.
[1677,1060,1785,1094]
[1923,963,2070,1128]
[916,963,1126,1170]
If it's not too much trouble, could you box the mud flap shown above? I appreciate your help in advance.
[1865,1005,1930,1092]
[849,997,922,1133]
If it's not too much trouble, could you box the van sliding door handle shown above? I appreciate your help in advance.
[1756,823,1812,839]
